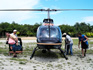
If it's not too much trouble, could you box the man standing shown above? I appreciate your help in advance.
[6,32,18,57]
[12,29,17,37]
[11,29,18,45]
[77,33,88,58]
[63,33,73,55]
[6,29,18,57]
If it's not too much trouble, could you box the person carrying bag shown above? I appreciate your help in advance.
[6,33,18,57]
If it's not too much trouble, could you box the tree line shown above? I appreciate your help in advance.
[0,21,42,37]
[59,22,93,37]
[0,21,93,37]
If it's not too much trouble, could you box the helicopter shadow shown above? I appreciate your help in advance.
[33,50,62,62]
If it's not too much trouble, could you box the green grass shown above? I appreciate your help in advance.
[87,49,93,54]
[0,38,93,59]
[10,58,27,61]
[19,61,26,65]
[73,39,79,45]
[0,47,7,53]
[55,64,62,69]
[0,38,6,40]
[47,64,53,68]
[0,42,3,44]
[88,41,93,44]
[0,47,8,55]
[73,39,93,45]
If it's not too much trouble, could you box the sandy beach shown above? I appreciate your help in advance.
[0,38,93,70]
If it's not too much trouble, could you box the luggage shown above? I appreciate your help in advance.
[15,45,22,51]
[6,41,8,44]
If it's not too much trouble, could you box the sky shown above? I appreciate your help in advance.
[0,0,93,26]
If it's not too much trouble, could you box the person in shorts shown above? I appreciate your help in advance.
[78,33,89,58]
[6,33,18,57]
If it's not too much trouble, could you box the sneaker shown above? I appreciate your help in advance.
[80,56,84,58]
[84,53,86,57]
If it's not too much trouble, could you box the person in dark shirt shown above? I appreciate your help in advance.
[77,33,89,58]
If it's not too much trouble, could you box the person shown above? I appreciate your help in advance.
[77,33,89,58]
[6,32,18,57]
[63,33,73,55]
[12,29,17,37]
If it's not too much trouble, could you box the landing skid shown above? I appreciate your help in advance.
[30,46,68,60]
[58,47,68,60]
[30,46,38,59]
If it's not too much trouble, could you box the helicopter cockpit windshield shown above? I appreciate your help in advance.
[39,27,59,38]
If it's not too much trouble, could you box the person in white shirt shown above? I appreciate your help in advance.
[12,29,17,37]
[63,33,73,55]
[6,32,18,57]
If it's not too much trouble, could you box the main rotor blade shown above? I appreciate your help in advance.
[54,9,93,11]
[0,9,93,11]
[0,9,56,11]
[0,9,45,11]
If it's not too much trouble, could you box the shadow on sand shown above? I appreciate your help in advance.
[33,50,65,62]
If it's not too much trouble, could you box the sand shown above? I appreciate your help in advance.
[0,54,93,70]
[0,38,93,70]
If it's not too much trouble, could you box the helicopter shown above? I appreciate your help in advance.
[30,9,68,60]
[0,8,93,60]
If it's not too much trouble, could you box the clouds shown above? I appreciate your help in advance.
[0,0,93,25]
[0,0,39,24]
[82,16,93,23]
[0,0,39,9]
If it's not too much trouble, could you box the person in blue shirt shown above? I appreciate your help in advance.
[78,33,89,58]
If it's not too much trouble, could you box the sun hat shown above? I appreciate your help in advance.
[13,29,17,32]
[62,33,67,36]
